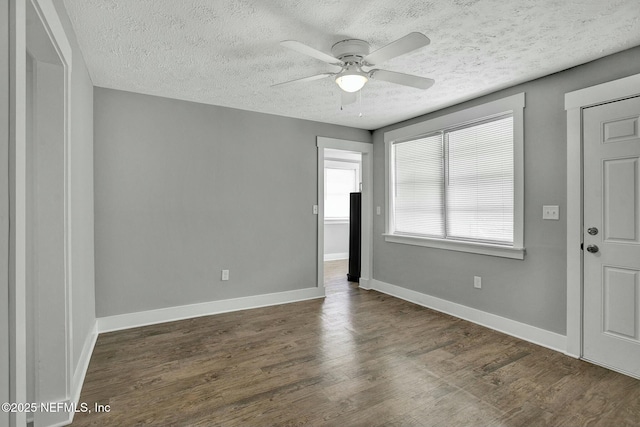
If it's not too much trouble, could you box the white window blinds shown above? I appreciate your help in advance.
[394,134,444,237]
[392,114,514,245]
[446,116,514,244]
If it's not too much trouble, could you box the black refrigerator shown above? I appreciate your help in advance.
[347,192,361,282]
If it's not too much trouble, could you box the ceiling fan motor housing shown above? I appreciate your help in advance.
[331,39,370,64]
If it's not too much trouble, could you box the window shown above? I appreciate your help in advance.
[324,160,360,221]
[393,115,513,243]
[385,93,525,259]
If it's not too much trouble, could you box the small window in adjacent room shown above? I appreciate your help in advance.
[325,160,360,222]
[384,93,525,259]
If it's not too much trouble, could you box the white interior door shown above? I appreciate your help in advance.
[583,95,640,378]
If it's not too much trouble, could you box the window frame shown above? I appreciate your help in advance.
[384,93,525,259]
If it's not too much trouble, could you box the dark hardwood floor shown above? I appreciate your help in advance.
[71,260,640,426]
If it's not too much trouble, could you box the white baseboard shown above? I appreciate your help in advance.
[371,279,567,353]
[26,322,98,427]
[324,253,349,261]
[358,277,372,290]
[36,400,73,427]
[63,320,98,426]
[97,287,326,333]
[71,321,98,404]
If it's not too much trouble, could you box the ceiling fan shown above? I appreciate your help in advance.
[273,32,435,106]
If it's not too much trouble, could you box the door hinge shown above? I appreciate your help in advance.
[581,242,584,250]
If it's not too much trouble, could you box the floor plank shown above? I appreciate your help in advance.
[71,260,640,426]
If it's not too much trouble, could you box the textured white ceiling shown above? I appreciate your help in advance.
[63,0,640,130]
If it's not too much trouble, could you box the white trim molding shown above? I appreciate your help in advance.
[27,3,75,424]
[34,0,72,71]
[70,321,97,406]
[383,234,525,260]
[54,320,98,426]
[358,277,372,290]
[384,93,525,143]
[317,137,373,153]
[371,279,567,353]
[98,287,325,333]
[324,219,349,225]
[564,73,640,358]
[565,73,640,110]
[10,3,29,425]
[11,2,74,425]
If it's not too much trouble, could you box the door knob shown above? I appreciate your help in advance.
[587,227,598,236]
[586,244,599,253]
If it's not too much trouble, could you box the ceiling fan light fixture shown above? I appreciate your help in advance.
[335,70,368,93]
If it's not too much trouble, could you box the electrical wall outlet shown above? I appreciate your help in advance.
[221,269,229,281]
[313,205,318,215]
[543,205,560,220]
[376,206,381,215]
[474,276,482,289]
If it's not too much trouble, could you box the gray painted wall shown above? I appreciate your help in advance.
[372,46,640,335]
[324,223,349,258]
[94,88,371,317]
[1,2,10,425]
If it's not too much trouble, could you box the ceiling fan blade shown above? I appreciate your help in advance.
[341,90,357,106]
[272,73,335,88]
[369,69,435,90]
[280,40,342,65]
[363,32,430,65]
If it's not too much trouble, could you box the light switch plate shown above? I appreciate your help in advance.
[474,276,482,289]
[543,205,559,220]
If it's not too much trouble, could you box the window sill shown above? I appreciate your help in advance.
[383,234,525,260]
[325,219,349,225]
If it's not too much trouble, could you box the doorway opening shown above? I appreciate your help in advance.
[323,149,362,295]
[316,137,373,296]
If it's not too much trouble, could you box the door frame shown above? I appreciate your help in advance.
[9,0,73,425]
[317,137,373,292]
[565,72,640,358]
[2,1,11,427]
